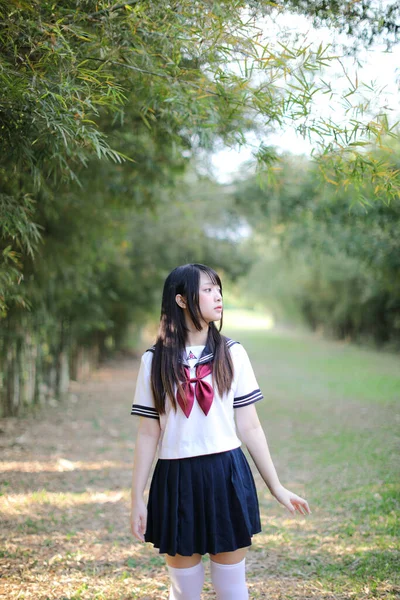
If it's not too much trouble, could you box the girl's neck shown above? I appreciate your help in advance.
[185,326,209,347]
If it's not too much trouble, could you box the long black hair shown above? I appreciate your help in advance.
[150,263,234,414]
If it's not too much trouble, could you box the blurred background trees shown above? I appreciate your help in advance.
[1,0,399,415]
[233,141,400,347]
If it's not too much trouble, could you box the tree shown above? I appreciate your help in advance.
[2,0,399,312]
[234,145,400,346]
[1,0,399,415]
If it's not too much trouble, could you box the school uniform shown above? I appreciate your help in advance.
[130,337,263,556]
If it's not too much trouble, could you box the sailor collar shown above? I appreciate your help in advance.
[146,337,238,368]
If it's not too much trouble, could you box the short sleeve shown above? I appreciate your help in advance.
[130,352,159,420]
[232,344,264,409]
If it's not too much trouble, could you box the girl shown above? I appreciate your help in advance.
[130,263,311,600]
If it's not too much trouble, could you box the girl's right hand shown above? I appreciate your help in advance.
[131,498,147,542]
[271,484,311,516]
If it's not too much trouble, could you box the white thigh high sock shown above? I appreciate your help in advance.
[210,558,249,600]
[167,561,205,600]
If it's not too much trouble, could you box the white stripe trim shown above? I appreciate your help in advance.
[233,397,263,408]
[233,390,263,407]
[234,391,263,403]
[131,405,159,419]
[234,388,261,402]
[198,352,213,363]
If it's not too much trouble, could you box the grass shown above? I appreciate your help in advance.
[224,319,399,599]
[0,312,399,599]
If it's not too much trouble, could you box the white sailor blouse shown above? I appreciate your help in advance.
[130,338,264,459]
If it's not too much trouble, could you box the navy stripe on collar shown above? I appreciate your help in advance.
[146,337,239,367]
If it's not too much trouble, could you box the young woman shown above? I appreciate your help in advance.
[130,263,311,599]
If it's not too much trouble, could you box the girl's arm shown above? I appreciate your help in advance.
[131,416,161,541]
[235,403,311,516]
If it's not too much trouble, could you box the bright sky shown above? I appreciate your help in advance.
[211,11,400,183]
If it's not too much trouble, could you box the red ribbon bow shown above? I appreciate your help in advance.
[177,363,214,418]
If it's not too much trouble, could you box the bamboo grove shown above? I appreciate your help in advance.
[1,1,399,416]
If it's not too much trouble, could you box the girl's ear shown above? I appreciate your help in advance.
[175,294,186,309]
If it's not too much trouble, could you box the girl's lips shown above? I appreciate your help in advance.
[215,306,223,310]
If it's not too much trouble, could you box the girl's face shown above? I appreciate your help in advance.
[198,271,223,325]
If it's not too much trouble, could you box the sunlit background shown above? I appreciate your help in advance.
[1,2,399,599]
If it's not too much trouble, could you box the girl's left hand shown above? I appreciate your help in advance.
[271,484,311,516]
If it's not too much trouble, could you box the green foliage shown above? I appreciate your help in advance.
[1,1,399,311]
[235,144,400,347]
[1,0,399,415]
[7,167,245,324]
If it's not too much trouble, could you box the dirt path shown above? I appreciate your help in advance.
[0,354,377,599]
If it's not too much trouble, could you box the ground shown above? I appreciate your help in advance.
[1,322,399,599]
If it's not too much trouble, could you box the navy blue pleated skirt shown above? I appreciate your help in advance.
[144,446,262,556]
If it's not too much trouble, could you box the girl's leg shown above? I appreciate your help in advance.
[209,548,249,600]
[165,554,204,600]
